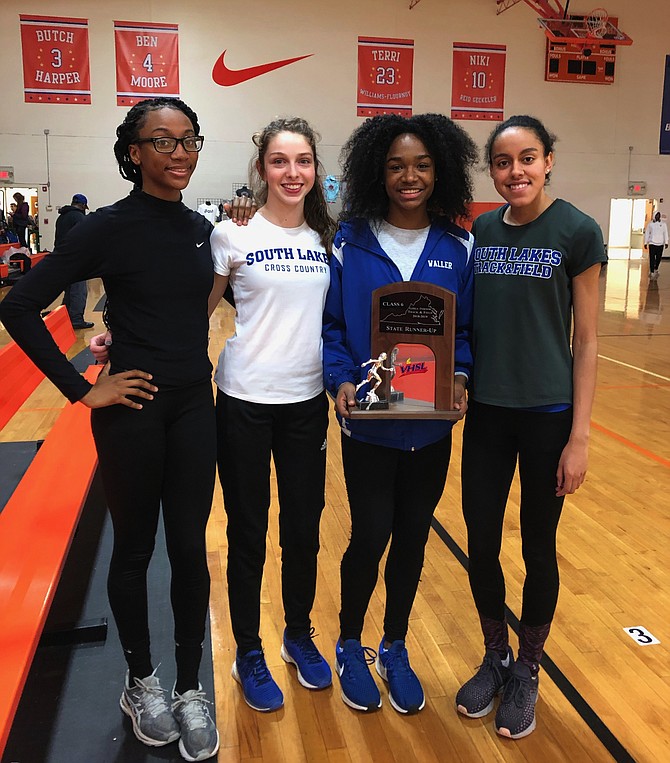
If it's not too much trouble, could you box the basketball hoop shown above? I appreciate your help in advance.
[537,12,632,46]
[586,8,609,38]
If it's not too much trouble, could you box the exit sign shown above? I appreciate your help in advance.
[628,181,647,196]
[0,166,14,183]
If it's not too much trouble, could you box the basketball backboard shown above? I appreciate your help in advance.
[538,14,632,46]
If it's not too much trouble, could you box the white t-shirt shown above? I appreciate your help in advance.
[210,213,330,404]
[198,202,218,224]
[374,220,430,281]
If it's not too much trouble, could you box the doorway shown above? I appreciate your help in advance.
[607,197,656,260]
[2,186,39,252]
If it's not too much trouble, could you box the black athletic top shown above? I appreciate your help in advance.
[0,189,214,402]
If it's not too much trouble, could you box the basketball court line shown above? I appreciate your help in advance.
[596,383,669,390]
[430,517,636,763]
[598,354,670,383]
[591,422,670,468]
[598,332,670,339]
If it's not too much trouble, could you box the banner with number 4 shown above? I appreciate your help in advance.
[114,20,180,107]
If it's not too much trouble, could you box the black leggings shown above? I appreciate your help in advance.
[216,390,328,654]
[339,432,452,643]
[649,243,663,273]
[14,225,28,248]
[91,381,216,661]
[461,400,572,626]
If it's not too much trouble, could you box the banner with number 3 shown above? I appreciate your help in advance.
[20,15,91,104]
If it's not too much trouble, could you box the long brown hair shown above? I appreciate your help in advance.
[250,117,335,252]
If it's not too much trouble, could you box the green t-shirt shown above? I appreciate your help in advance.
[470,199,606,408]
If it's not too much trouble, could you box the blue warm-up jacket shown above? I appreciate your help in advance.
[322,218,474,450]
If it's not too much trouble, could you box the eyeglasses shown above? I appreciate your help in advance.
[134,135,205,153]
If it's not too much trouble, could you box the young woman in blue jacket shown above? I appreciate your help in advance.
[322,113,478,715]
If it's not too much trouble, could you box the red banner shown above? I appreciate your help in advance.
[357,36,414,117]
[19,14,91,104]
[114,21,179,107]
[451,42,506,121]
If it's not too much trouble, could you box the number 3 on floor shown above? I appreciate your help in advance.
[623,626,660,645]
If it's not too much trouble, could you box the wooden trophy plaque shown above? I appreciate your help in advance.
[349,281,459,420]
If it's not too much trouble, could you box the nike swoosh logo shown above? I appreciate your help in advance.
[196,242,205,248]
[212,50,313,87]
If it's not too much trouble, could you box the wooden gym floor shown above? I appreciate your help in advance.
[1,255,668,762]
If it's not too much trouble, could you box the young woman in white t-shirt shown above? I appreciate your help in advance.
[208,117,336,713]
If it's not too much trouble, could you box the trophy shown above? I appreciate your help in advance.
[350,282,460,420]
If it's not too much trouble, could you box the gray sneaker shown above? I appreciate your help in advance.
[495,660,539,739]
[456,647,513,718]
[120,669,180,746]
[172,684,220,762]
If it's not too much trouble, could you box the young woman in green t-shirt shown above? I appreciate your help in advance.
[456,115,605,739]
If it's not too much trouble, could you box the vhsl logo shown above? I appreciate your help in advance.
[398,362,428,377]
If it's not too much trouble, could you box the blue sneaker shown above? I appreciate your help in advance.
[335,639,381,711]
[375,638,425,714]
[281,628,332,689]
[232,649,284,712]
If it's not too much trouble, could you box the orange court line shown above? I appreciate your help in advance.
[592,421,670,469]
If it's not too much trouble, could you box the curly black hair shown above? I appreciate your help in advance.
[339,113,478,223]
[249,116,336,252]
[113,97,201,188]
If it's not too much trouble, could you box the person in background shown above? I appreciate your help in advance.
[208,116,336,713]
[3,197,30,273]
[0,97,220,762]
[56,193,94,329]
[0,220,18,246]
[643,211,668,280]
[455,114,605,739]
[11,192,31,251]
[323,113,476,715]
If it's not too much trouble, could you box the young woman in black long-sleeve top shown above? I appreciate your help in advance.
[0,98,219,763]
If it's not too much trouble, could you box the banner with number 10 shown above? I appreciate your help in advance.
[451,42,506,122]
